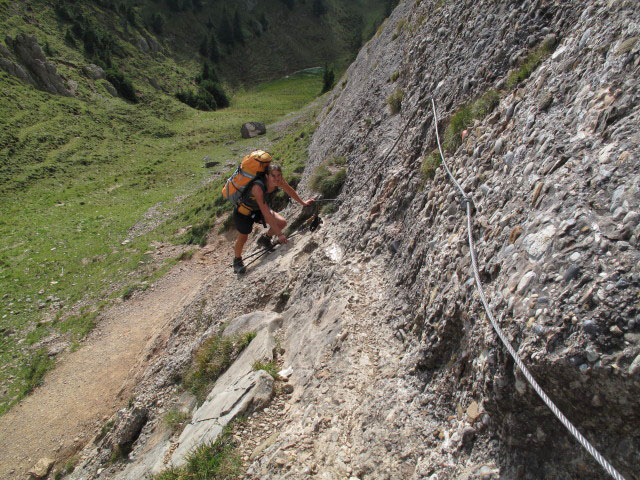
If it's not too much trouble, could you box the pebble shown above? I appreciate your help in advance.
[583,320,599,335]
[629,355,640,375]
[585,348,599,363]
[517,271,537,294]
[563,264,581,282]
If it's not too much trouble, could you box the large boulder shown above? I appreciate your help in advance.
[28,458,54,479]
[241,121,266,138]
[83,63,106,80]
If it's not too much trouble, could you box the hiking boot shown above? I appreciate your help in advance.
[257,234,275,251]
[233,257,246,274]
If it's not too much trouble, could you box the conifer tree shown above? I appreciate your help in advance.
[150,12,165,34]
[321,63,334,93]
[233,11,244,45]
[312,0,326,16]
[218,11,234,46]
[259,12,269,31]
[209,33,221,62]
[199,36,208,57]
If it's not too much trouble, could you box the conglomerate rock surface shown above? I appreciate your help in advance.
[68,1,639,479]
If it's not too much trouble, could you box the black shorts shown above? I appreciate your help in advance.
[233,208,265,234]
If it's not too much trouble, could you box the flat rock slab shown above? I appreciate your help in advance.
[223,311,283,338]
[169,370,273,468]
[150,328,276,474]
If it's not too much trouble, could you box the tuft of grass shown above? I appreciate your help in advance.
[64,456,79,474]
[19,349,54,396]
[442,104,472,153]
[154,426,242,480]
[183,332,255,403]
[57,310,99,340]
[505,38,556,90]
[472,89,499,119]
[95,419,115,444]
[309,165,347,199]
[163,408,191,434]
[420,150,442,182]
[387,88,404,114]
[177,249,196,261]
[441,89,500,154]
[392,19,407,40]
[616,36,638,55]
[321,202,339,215]
[389,70,400,82]
[217,213,235,234]
[121,284,140,301]
[252,360,279,379]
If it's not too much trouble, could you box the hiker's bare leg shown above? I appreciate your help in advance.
[266,212,287,236]
[235,233,249,258]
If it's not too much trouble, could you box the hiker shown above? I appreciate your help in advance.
[232,163,314,273]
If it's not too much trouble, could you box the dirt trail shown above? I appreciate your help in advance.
[0,240,232,479]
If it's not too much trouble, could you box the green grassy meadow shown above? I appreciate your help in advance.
[0,67,324,416]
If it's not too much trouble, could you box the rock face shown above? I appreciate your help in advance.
[1,34,72,96]
[241,122,267,138]
[68,1,640,479]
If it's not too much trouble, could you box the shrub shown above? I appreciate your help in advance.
[106,69,138,103]
[176,80,229,112]
[201,80,229,108]
[65,28,76,46]
[387,88,403,114]
[280,0,295,10]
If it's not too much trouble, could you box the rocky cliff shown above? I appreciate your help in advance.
[67,0,640,479]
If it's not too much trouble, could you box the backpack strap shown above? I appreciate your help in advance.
[237,175,266,213]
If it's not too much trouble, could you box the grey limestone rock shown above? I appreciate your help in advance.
[2,34,72,96]
[241,122,267,139]
[83,63,106,80]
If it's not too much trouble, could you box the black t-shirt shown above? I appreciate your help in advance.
[242,177,278,212]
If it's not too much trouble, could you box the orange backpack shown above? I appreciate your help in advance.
[221,150,272,207]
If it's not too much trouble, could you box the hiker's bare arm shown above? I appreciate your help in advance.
[253,185,282,236]
[280,179,315,207]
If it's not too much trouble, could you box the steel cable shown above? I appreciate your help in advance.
[431,98,627,480]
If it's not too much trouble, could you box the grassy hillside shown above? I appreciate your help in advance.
[0,66,323,415]
[0,0,395,415]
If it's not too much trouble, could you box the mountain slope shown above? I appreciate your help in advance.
[3,0,640,479]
